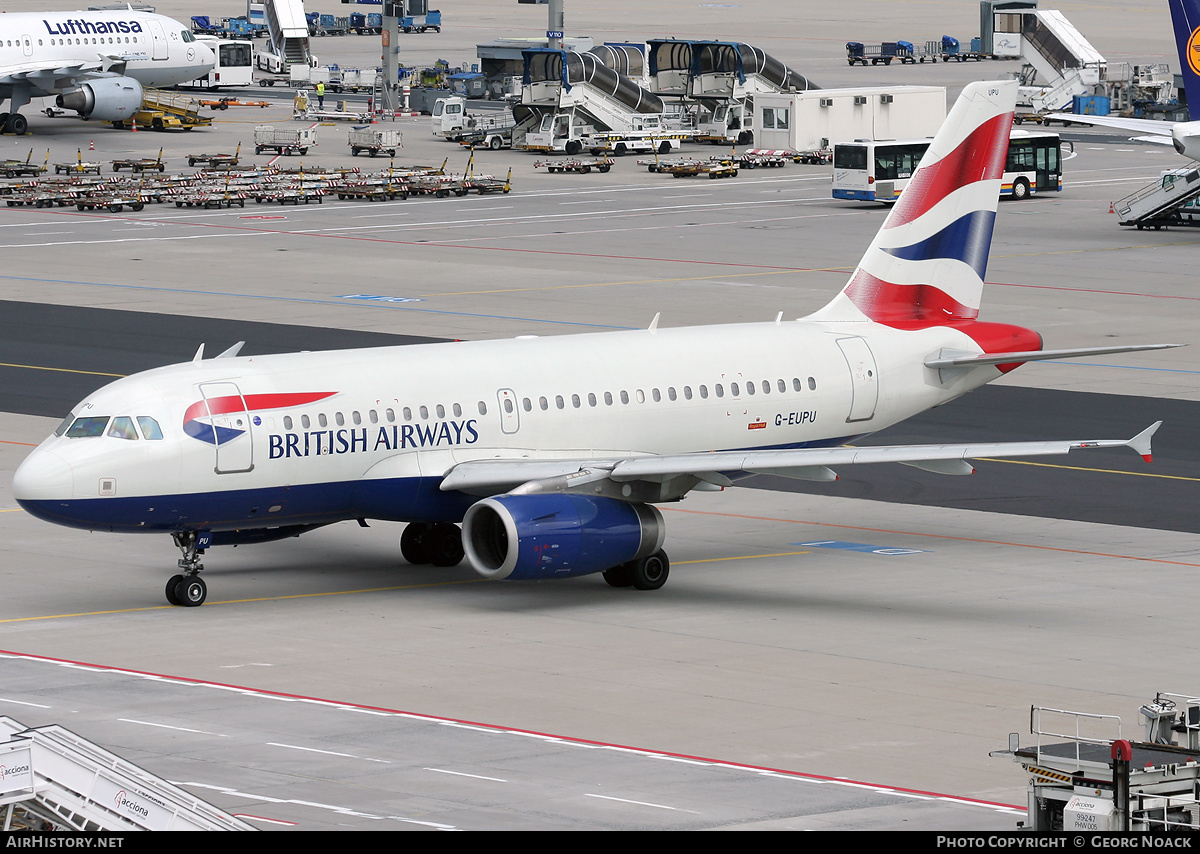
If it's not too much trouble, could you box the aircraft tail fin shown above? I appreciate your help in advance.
[1171,0,1200,110]
[814,80,1017,328]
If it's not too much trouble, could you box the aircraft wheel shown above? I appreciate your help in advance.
[400,522,434,565]
[165,574,184,606]
[427,523,464,567]
[174,576,207,607]
[630,551,669,591]
[602,564,635,588]
[9,114,27,136]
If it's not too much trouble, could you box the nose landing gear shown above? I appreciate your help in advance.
[166,532,208,607]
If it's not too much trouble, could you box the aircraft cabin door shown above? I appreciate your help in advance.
[148,19,169,60]
[198,382,255,473]
[496,388,520,435]
[836,337,879,423]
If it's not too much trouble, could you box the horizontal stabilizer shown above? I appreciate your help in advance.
[924,343,1182,370]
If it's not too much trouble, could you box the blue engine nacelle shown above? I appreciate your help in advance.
[461,494,665,581]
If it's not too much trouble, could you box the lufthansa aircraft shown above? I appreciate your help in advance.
[13,81,1174,607]
[0,9,215,135]
[1046,0,1200,159]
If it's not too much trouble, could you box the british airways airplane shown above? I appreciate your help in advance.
[0,9,215,135]
[12,81,1174,607]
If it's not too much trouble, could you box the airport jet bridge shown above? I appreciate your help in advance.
[0,716,254,831]
[994,693,1200,831]
[514,47,680,154]
[647,40,818,144]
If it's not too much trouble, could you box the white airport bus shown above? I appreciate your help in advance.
[831,129,1069,204]
[185,37,254,90]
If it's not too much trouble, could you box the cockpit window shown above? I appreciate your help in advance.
[107,417,139,440]
[137,416,164,440]
[65,416,109,438]
[181,30,195,43]
[54,413,75,437]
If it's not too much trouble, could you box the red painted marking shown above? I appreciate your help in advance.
[843,270,978,327]
[0,648,1022,812]
[886,113,1012,229]
[183,391,336,426]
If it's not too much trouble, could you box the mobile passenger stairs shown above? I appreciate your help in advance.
[992,9,1107,114]
[994,693,1200,831]
[646,39,818,145]
[0,716,254,831]
[512,47,684,155]
[258,0,313,72]
[1113,163,1200,230]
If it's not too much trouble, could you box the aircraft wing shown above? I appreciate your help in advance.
[439,422,1162,495]
[1044,113,1175,138]
[0,56,136,93]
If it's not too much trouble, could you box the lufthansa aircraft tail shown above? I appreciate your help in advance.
[1171,0,1200,109]
[813,80,1016,330]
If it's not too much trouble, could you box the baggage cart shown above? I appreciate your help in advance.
[187,144,242,169]
[534,157,613,174]
[0,151,47,179]
[845,41,915,66]
[112,149,166,173]
[254,125,317,156]
[349,128,402,157]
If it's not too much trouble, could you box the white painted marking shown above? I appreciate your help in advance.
[0,697,51,709]
[424,767,508,783]
[266,742,358,758]
[585,793,699,813]
[120,718,227,736]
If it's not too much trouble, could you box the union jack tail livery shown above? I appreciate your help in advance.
[818,80,1017,329]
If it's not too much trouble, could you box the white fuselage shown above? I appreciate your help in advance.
[0,11,215,96]
[12,317,992,533]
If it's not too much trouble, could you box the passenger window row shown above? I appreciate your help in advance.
[510,376,817,412]
[283,375,819,430]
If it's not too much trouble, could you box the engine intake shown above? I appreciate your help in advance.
[462,494,665,581]
[57,78,144,122]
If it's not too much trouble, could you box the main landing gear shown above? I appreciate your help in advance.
[165,531,208,607]
[401,522,465,567]
[602,551,670,591]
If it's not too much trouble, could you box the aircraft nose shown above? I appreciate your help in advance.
[12,447,74,504]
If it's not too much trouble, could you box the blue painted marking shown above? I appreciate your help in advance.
[338,294,423,303]
[794,541,929,556]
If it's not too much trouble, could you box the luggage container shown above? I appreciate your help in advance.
[349,128,402,157]
[254,125,317,156]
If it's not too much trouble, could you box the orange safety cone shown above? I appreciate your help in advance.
[1109,201,1115,214]
[131,119,137,133]
[88,139,94,151]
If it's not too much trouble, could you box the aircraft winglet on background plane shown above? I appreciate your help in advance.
[1046,0,1200,158]
[0,9,214,135]
[12,80,1176,607]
